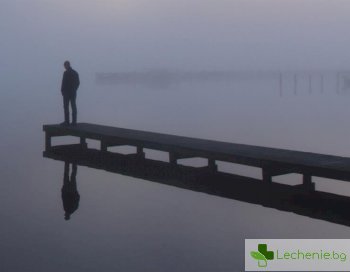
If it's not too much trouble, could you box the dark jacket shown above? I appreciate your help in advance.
[61,68,80,96]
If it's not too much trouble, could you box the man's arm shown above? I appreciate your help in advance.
[61,72,66,95]
[70,71,80,91]
[76,73,80,90]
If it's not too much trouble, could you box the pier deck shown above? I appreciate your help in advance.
[43,123,350,184]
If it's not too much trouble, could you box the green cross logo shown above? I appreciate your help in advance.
[250,244,274,268]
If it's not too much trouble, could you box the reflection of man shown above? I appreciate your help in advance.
[61,61,80,126]
[62,162,80,220]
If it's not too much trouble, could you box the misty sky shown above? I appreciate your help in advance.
[2,0,350,75]
[2,3,350,271]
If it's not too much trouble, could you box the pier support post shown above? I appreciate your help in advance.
[101,141,107,152]
[303,174,312,184]
[262,169,272,183]
[80,137,87,148]
[137,146,145,158]
[208,159,217,172]
[169,153,177,165]
[302,174,315,190]
[45,132,52,150]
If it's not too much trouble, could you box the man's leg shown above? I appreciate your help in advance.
[70,93,77,125]
[63,95,69,124]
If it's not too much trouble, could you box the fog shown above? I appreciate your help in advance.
[3,0,350,77]
[2,1,350,271]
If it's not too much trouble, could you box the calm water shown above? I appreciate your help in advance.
[1,73,350,271]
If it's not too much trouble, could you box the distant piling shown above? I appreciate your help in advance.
[294,74,297,95]
[308,74,312,94]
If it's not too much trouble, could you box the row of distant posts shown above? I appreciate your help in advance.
[278,71,350,96]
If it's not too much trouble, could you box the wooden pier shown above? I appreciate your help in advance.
[43,123,350,184]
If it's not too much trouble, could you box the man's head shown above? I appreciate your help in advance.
[64,61,71,70]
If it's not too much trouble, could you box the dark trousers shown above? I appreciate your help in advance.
[63,93,77,124]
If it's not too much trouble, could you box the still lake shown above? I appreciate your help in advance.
[1,72,350,271]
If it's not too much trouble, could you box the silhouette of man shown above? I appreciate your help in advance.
[61,61,80,126]
[62,162,80,220]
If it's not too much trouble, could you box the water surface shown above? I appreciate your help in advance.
[1,73,350,271]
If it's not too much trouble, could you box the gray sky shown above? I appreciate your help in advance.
[1,4,350,271]
[2,0,350,75]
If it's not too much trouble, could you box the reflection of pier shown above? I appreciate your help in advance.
[44,144,350,227]
[44,123,350,185]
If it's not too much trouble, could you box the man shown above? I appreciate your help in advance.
[61,61,80,125]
